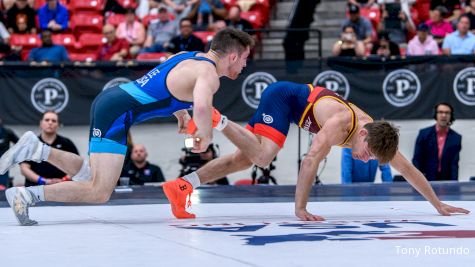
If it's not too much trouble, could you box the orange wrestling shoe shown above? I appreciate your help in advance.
[163,178,196,219]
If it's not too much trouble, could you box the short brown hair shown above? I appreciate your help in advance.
[41,110,60,124]
[364,121,399,164]
[210,27,254,56]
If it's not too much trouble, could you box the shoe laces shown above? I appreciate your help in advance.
[187,193,192,208]
[14,196,27,216]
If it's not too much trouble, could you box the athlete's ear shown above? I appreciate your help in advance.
[229,52,238,63]
[359,128,368,137]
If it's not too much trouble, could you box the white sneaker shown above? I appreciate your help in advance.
[5,187,38,226]
[0,131,43,175]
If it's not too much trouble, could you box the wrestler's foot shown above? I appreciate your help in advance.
[163,178,195,219]
[5,187,38,226]
[0,131,44,175]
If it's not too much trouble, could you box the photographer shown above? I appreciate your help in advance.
[179,143,228,185]
[332,25,366,56]
[251,157,278,185]
[371,31,400,57]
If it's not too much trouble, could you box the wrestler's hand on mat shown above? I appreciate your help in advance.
[177,112,192,134]
[435,202,470,216]
[295,209,325,221]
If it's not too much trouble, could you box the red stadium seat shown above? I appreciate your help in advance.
[69,0,105,13]
[234,179,254,185]
[116,0,138,9]
[70,14,104,35]
[193,31,216,44]
[141,14,159,27]
[240,11,262,29]
[75,33,104,53]
[136,52,169,62]
[52,34,76,48]
[69,53,98,62]
[9,34,41,49]
[35,0,69,9]
[106,13,126,26]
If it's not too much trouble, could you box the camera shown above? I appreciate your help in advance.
[251,157,278,184]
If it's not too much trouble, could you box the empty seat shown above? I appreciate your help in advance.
[70,14,104,35]
[106,13,126,27]
[240,11,262,29]
[10,34,41,49]
[193,31,216,44]
[75,33,104,53]
[52,34,76,48]
[69,0,104,13]
[69,53,98,62]
[116,0,138,9]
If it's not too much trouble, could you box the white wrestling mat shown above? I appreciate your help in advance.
[1,201,474,267]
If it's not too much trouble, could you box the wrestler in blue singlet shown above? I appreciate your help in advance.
[89,51,215,155]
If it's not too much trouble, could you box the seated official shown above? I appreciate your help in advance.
[120,144,165,185]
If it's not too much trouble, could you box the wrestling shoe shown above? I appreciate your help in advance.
[5,187,38,226]
[0,131,44,175]
[163,178,196,219]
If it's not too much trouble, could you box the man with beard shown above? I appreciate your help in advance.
[120,144,165,185]
[28,30,69,62]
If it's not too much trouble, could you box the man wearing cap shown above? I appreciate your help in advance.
[341,4,373,46]
[407,23,440,55]
[141,6,177,53]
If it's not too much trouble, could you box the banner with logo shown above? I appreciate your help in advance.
[0,57,474,125]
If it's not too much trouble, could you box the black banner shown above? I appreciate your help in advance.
[1,56,475,125]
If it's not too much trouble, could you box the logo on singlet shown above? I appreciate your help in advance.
[242,72,277,109]
[303,117,312,131]
[262,113,273,124]
[92,128,102,138]
[31,78,69,113]
[382,69,421,107]
[313,70,350,99]
[103,77,131,91]
[453,67,475,106]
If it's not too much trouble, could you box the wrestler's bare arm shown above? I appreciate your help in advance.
[294,115,351,221]
[390,151,469,215]
[191,66,220,152]
[173,110,191,134]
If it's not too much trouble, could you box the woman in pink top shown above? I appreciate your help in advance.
[425,6,454,46]
[116,8,146,58]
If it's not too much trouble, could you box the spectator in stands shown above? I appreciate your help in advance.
[341,147,392,184]
[0,21,11,54]
[466,0,475,33]
[98,24,130,61]
[28,30,69,63]
[167,18,205,53]
[426,6,454,47]
[332,25,365,57]
[371,31,400,57]
[443,15,475,54]
[6,0,36,34]
[203,19,226,51]
[0,117,18,188]
[188,0,227,30]
[37,0,69,32]
[341,4,373,47]
[163,0,199,22]
[103,0,127,15]
[407,23,440,55]
[20,111,79,187]
[116,7,146,58]
[412,103,462,181]
[141,6,177,53]
[226,5,253,32]
[430,0,461,19]
[348,0,376,8]
[380,1,416,44]
[120,144,165,185]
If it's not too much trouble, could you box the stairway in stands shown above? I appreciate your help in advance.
[261,0,347,59]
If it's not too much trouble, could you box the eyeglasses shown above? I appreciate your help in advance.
[180,24,192,28]
[437,111,451,115]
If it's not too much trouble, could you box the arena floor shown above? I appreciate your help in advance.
[1,184,474,267]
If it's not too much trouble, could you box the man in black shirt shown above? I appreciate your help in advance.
[167,18,205,54]
[6,0,37,34]
[20,111,79,186]
[225,5,254,32]
[0,117,18,188]
[120,144,164,185]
